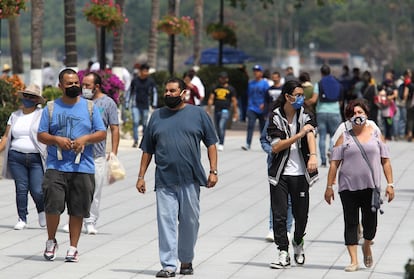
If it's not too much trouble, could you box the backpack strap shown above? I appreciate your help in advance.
[87,99,94,122]
[47,101,63,161]
[74,100,94,164]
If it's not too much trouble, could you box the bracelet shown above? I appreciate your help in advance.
[138,176,144,180]
[308,153,317,156]
[387,183,394,187]
[326,185,333,189]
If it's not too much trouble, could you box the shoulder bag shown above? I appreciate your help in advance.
[349,130,384,214]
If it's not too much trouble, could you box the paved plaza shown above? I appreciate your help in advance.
[0,127,413,279]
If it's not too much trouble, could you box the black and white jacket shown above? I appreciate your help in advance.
[267,106,317,186]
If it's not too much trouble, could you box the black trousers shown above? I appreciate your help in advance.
[270,175,309,251]
[339,188,377,245]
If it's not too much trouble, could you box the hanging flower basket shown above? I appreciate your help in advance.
[0,0,27,19]
[83,0,128,32]
[210,31,228,40]
[206,22,237,47]
[157,15,194,37]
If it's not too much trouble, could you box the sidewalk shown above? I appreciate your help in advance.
[0,128,412,279]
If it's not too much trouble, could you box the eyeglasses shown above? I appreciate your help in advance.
[23,93,37,99]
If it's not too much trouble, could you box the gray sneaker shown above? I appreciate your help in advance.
[44,239,58,261]
[292,239,305,265]
[270,250,291,269]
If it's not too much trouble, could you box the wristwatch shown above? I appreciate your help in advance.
[209,170,218,175]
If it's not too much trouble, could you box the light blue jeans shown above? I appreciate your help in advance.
[156,183,200,272]
[131,106,149,143]
[8,150,44,222]
[214,109,230,145]
[317,112,342,165]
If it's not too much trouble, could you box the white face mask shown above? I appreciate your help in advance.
[82,88,94,99]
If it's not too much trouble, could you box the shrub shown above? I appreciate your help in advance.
[42,86,62,102]
[0,79,19,135]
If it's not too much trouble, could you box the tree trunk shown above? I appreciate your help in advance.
[8,17,23,74]
[31,0,44,86]
[193,0,203,67]
[147,0,160,69]
[112,0,125,68]
[96,27,101,64]
[64,0,77,68]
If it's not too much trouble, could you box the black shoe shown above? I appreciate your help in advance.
[132,142,138,148]
[155,269,176,278]
[180,263,193,275]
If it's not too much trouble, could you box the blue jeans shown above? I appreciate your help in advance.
[131,106,149,143]
[269,195,293,232]
[246,109,266,147]
[214,109,230,145]
[156,183,200,272]
[317,112,342,165]
[395,105,406,137]
[8,150,44,222]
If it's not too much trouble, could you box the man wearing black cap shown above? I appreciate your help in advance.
[207,72,238,151]
[242,65,270,150]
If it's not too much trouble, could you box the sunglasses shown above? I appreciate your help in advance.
[23,93,37,99]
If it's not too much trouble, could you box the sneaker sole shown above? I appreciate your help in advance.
[65,257,79,263]
[269,263,291,269]
[294,255,305,265]
[44,253,57,261]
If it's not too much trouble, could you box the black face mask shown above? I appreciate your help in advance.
[66,85,81,98]
[164,95,183,108]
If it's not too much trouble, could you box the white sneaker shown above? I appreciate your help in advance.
[44,239,58,261]
[38,212,46,227]
[270,250,291,269]
[65,246,79,262]
[218,144,224,151]
[292,239,305,265]
[62,223,69,233]
[86,223,98,235]
[241,144,250,151]
[265,230,274,242]
[14,219,27,230]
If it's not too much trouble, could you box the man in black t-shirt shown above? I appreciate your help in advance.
[127,64,158,147]
[207,72,238,151]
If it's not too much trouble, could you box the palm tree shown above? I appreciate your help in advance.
[112,0,125,68]
[8,17,23,75]
[147,0,160,69]
[193,0,203,67]
[64,0,77,69]
[30,0,44,86]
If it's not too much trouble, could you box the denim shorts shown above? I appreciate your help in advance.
[42,169,95,218]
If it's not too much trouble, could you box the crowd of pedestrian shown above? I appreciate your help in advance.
[0,62,400,277]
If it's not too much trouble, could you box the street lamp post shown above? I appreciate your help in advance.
[100,26,106,71]
[168,0,176,77]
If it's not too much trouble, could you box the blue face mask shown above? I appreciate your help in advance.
[351,115,367,126]
[22,98,36,108]
[290,95,304,110]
